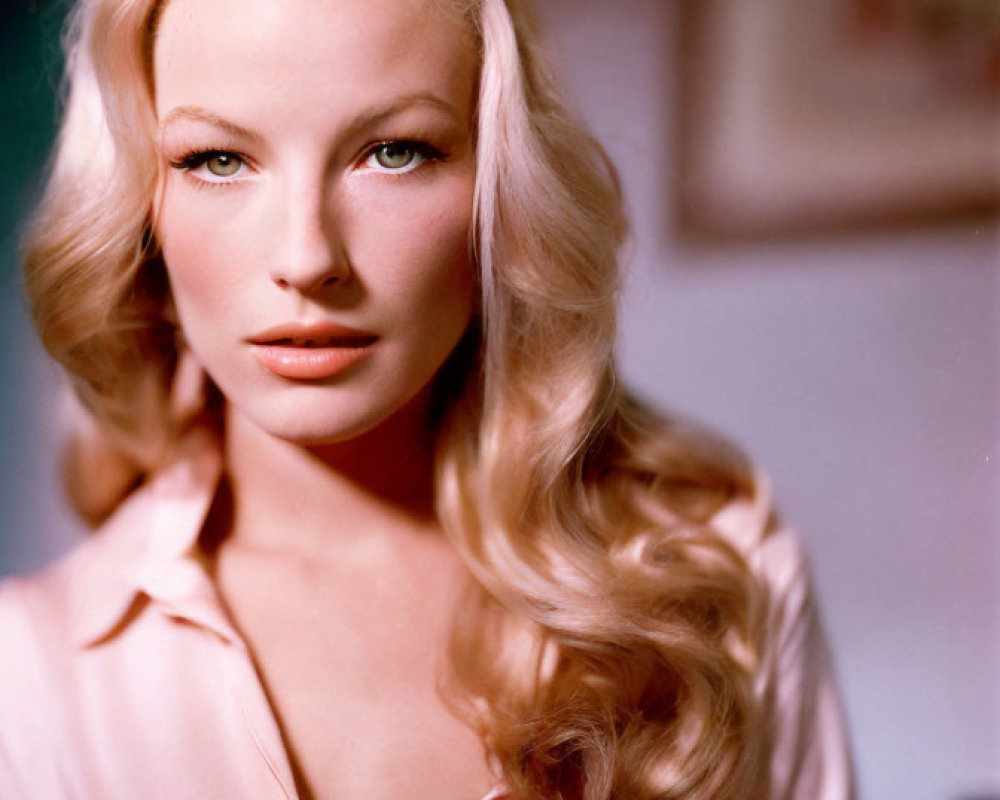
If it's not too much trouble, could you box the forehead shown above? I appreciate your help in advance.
[153,0,478,122]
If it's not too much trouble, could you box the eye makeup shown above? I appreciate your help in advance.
[169,149,255,185]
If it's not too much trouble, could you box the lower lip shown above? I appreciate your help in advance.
[249,343,374,380]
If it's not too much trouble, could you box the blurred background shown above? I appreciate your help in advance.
[1,1,998,798]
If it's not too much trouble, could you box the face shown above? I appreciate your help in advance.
[153,0,478,445]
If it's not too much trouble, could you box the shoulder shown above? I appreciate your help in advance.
[0,428,218,688]
[713,479,821,702]
[0,505,145,712]
[0,542,129,798]
[0,563,85,797]
[0,548,96,670]
[0,573,56,685]
[711,471,856,799]
[711,470,810,618]
[0,484,156,653]
[0,563,84,703]
[0,441,220,798]
[709,472,821,705]
[0,425,222,651]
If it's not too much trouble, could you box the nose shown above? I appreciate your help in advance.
[270,179,350,293]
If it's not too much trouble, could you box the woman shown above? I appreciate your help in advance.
[0,0,854,797]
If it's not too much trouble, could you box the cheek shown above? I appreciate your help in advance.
[156,189,257,317]
[346,175,476,314]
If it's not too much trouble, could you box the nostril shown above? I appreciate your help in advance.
[271,260,349,291]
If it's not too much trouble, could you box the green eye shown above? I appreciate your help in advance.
[206,153,242,176]
[374,143,417,170]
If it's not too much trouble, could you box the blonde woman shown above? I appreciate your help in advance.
[0,0,854,798]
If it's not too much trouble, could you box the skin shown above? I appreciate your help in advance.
[153,0,495,798]
[154,0,477,447]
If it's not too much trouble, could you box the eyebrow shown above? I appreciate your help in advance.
[158,93,463,142]
[159,106,263,142]
[345,92,463,135]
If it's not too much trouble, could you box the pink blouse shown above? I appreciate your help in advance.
[0,430,855,799]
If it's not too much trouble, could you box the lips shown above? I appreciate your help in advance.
[256,334,375,347]
[248,322,378,380]
[249,321,378,347]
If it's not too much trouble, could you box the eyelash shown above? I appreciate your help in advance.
[168,140,447,188]
[168,149,254,188]
[361,140,447,174]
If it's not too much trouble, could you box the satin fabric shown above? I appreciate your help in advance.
[0,429,854,799]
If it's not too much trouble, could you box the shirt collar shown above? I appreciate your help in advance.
[67,427,241,649]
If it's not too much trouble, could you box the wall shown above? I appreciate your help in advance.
[0,1,79,577]
[534,1,999,798]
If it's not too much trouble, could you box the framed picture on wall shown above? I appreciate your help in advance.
[674,0,1000,240]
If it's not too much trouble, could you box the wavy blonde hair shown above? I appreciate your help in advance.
[24,0,771,796]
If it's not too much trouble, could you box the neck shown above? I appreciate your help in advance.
[221,394,440,559]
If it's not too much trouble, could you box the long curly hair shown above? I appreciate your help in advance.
[23,0,772,796]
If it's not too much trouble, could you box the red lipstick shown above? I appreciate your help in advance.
[248,322,377,380]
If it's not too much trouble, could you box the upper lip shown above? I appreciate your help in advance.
[248,321,378,347]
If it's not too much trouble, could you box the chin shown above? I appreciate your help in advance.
[227,381,433,448]
[240,404,389,446]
